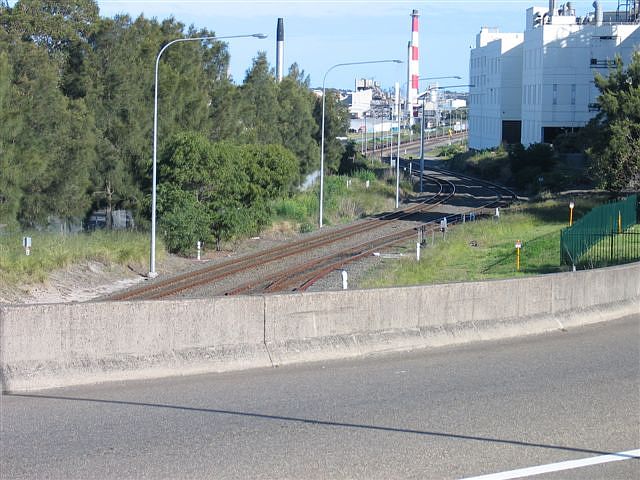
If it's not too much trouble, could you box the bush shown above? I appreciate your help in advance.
[438,144,463,158]
[353,169,376,183]
[274,198,307,222]
[157,186,211,253]
[299,222,314,233]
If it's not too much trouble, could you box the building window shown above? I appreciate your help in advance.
[553,84,558,105]
[571,84,576,105]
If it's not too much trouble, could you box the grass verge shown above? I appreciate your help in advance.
[0,230,161,286]
[361,197,622,288]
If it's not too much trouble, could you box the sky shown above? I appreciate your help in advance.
[38,1,631,90]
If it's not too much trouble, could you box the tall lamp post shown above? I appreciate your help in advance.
[149,32,267,277]
[319,59,402,228]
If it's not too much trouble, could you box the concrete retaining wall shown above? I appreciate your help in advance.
[1,297,268,392]
[2,262,639,392]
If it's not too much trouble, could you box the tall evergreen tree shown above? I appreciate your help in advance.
[238,52,280,144]
[277,63,319,179]
[0,49,23,227]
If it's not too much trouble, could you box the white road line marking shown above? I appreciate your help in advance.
[459,448,640,480]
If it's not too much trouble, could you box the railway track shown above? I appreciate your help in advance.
[248,166,515,294]
[107,167,513,301]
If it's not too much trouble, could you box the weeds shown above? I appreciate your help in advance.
[361,199,592,288]
[0,230,157,286]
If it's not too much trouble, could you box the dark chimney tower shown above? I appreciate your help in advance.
[276,18,284,82]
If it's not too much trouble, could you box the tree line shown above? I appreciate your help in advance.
[0,0,350,244]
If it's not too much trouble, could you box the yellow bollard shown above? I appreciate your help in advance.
[618,211,622,234]
[515,240,522,272]
[569,201,575,227]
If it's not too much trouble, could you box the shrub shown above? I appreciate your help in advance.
[353,169,376,183]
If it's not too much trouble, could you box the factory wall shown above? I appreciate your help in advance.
[469,5,640,149]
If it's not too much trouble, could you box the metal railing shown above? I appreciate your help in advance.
[561,194,639,266]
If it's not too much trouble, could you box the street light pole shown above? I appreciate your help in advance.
[319,59,402,228]
[394,81,401,209]
[149,32,267,277]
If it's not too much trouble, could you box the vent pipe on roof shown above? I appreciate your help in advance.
[593,1,603,26]
[549,0,557,17]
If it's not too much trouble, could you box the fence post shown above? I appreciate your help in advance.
[610,230,614,262]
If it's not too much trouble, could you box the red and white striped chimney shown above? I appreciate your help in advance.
[407,9,420,116]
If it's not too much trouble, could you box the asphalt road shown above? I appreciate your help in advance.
[1,316,638,479]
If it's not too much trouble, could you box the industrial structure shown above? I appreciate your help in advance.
[341,7,469,135]
[468,1,640,150]
[406,9,421,119]
[276,18,284,82]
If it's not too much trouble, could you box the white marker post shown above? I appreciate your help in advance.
[197,241,202,261]
[22,236,31,256]
[341,270,348,290]
[416,242,421,261]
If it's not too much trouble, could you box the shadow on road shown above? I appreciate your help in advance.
[8,393,638,461]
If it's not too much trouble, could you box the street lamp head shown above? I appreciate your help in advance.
[253,33,268,39]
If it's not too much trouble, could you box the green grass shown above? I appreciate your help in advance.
[272,170,401,232]
[577,224,640,268]
[361,199,591,288]
[0,230,161,286]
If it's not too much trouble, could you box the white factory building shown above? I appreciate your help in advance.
[468,1,640,150]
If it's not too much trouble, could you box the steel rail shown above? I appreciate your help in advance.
[255,169,512,294]
[226,174,457,295]
[109,176,448,301]
[223,176,456,296]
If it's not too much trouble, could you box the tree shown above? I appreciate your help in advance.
[587,52,640,191]
[508,143,556,192]
[238,52,280,144]
[338,140,366,175]
[0,2,100,227]
[5,33,86,226]
[6,0,99,53]
[277,63,319,179]
[0,1,322,236]
[313,89,349,174]
[157,184,212,253]
[45,98,96,222]
[0,49,23,227]
[158,132,298,252]
[8,0,99,101]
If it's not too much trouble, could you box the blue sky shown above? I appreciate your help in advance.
[27,1,628,90]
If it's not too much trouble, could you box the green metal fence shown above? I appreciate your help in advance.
[560,194,639,266]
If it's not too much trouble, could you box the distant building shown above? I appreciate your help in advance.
[346,88,373,119]
[468,1,640,150]
[345,78,398,133]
